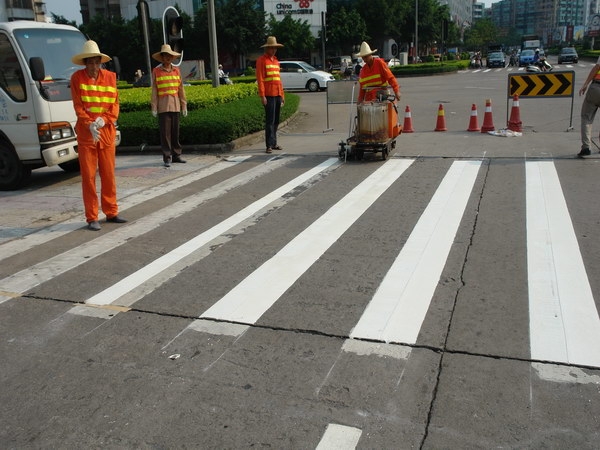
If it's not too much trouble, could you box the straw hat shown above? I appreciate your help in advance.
[71,40,111,66]
[354,42,377,58]
[261,36,284,48]
[152,44,181,62]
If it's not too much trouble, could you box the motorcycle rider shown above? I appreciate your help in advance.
[534,49,552,71]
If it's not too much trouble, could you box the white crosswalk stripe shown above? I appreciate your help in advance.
[2,156,600,370]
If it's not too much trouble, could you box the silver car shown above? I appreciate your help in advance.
[279,61,334,92]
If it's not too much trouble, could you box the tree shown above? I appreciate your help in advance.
[190,0,265,67]
[464,18,498,51]
[49,13,77,27]
[325,7,369,56]
[266,15,315,61]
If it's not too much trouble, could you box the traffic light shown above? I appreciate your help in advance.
[162,6,183,65]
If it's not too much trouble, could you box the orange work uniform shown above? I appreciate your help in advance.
[358,57,399,102]
[256,54,284,98]
[71,68,119,223]
[358,58,401,138]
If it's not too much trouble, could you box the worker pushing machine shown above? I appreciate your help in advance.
[355,41,401,139]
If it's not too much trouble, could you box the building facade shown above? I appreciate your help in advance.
[491,0,589,45]
[1,0,46,22]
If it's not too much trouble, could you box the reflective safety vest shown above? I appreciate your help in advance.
[78,82,117,114]
[359,72,386,90]
[264,64,281,83]
[156,69,182,97]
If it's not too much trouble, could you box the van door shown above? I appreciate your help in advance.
[0,32,39,163]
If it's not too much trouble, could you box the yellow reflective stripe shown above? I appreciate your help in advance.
[81,95,117,103]
[80,83,117,94]
[88,106,107,113]
[359,74,381,83]
[264,76,281,82]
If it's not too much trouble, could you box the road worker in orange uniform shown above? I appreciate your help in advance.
[70,40,126,231]
[355,41,401,138]
[256,36,285,154]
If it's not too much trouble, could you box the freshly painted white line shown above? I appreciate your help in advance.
[0,157,294,298]
[532,362,600,385]
[0,157,249,262]
[315,423,362,450]
[350,160,481,344]
[526,161,600,367]
[201,159,414,324]
[85,158,340,305]
[342,339,411,359]
[188,319,250,337]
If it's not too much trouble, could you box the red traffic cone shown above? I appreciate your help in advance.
[403,105,415,133]
[507,95,523,132]
[481,98,495,133]
[467,104,480,132]
[434,104,447,132]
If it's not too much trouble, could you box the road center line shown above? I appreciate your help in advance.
[526,161,600,367]
[201,159,414,324]
[85,158,340,306]
[350,160,481,344]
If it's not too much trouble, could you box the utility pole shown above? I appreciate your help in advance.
[136,0,152,84]
[415,0,419,63]
[207,0,219,87]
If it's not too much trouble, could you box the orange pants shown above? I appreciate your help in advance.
[78,140,118,223]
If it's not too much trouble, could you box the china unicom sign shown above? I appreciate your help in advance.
[263,0,327,37]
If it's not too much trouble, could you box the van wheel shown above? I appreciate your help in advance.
[307,79,319,92]
[59,159,81,172]
[0,143,29,190]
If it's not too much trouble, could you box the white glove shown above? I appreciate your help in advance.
[152,110,157,117]
[182,109,188,117]
[89,122,100,142]
[94,116,105,128]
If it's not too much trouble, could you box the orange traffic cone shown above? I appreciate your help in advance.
[507,95,523,132]
[434,104,447,131]
[481,98,495,133]
[467,104,480,132]
[403,105,415,133]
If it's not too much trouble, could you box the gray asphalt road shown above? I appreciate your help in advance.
[1,60,599,448]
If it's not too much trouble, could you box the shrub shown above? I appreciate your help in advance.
[118,93,300,146]
[118,83,259,112]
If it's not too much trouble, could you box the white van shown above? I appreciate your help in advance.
[0,21,119,190]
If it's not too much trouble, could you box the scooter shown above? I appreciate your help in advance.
[526,59,552,72]
[219,73,233,85]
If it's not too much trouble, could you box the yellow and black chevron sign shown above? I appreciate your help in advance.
[508,71,574,98]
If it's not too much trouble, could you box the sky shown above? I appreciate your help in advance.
[45,0,82,24]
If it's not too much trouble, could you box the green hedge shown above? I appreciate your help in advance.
[118,83,259,112]
[390,60,468,76]
[118,93,300,146]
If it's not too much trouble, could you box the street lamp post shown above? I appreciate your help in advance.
[415,0,418,63]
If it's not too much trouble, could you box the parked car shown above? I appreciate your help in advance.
[558,47,579,64]
[519,49,536,66]
[487,52,506,68]
[387,58,402,67]
[279,61,335,92]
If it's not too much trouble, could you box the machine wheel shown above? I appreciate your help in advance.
[307,79,320,92]
[0,142,30,190]
[381,147,388,160]
[355,149,364,161]
[59,158,81,172]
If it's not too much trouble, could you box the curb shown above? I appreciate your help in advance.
[116,112,298,155]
